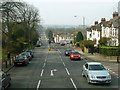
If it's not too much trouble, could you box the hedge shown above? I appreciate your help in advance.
[99,47,120,56]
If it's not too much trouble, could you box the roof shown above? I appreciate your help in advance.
[71,51,79,52]
[87,62,102,65]
[108,16,120,24]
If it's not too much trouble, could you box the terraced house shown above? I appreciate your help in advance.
[87,12,120,46]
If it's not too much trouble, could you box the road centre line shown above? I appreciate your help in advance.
[50,70,54,76]
[70,78,77,90]
[65,68,70,75]
[63,62,66,66]
[58,49,61,54]
[43,63,46,68]
[36,80,41,90]
[40,69,44,77]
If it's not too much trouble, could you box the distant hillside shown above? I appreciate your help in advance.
[42,24,88,29]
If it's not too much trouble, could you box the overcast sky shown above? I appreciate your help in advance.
[23,0,120,26]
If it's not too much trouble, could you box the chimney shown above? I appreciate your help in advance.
[95,21,98,25]
[113,12,118,18]
[101,18,106,22]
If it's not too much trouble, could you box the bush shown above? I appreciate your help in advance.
[99,47,120,56]
[82,40,94,48]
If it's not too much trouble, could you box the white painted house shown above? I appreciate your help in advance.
[87,12,120,46]
[54,32,74,44]
[87,21,101,46]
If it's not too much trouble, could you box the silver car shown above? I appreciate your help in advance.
[82,62,111,84]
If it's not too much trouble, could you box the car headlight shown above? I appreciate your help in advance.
[79,55,80,57]
[89,75,96,79]
[71,55,74,57]
[107,75,111,79]
[66,52,68,54]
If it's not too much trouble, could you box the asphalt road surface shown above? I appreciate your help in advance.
[7,30,119,90]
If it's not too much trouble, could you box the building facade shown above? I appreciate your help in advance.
[118,1,120,45]
[87,12,120,46]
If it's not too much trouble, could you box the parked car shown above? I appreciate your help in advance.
[70,51,81,60]
[26,50,34,58]
[0,71,11,90]
[82,62,111,84]
[61,43,65,46]
[20,52,32,61]
[14,55,29,66]
[65,49,72,56]
[36,41,42,47]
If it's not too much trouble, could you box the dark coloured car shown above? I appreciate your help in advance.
[61,43,65,46]
[26,50,34,58]
[20,52,32,61]
[65,49,72,56]
[13,55,29,66]
[0,71,11,90]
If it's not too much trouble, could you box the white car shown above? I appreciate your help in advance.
[82,62,111,84]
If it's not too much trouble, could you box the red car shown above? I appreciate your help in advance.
[70,51,81,60]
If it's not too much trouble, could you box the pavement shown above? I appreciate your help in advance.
[74,48,120,79]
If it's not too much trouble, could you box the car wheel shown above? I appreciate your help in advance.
[82,71,85,77]
[14,63,17,66]
[28,62,29,64]
[87,76,90,84]
[25,62,28,66]
[2,87,5,90]
[8,82,11,87]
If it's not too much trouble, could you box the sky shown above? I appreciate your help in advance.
[22,0,120,26]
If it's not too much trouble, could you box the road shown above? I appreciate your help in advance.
[7,30,119,89]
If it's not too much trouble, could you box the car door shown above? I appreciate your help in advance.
[2,73,9,88]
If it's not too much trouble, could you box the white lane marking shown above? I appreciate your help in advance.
[70,78,77,90]
[63,62,66,66]
[45,59,46,62]
[61,58,63,62]
[58,49,61,54]
[36,80,41,90]
[51,70,54,76]
[40,69,44,77]
[43,63,46,68]
[50,69,57,76]
[65,68,70,75]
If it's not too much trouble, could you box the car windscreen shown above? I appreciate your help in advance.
[16,56,25,59]
[89,65,106,70]
[72,52,79,55]
[66,50,72,52]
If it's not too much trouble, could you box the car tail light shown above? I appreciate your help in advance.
[28,56,30,57]
[14,60,16,62]
[23,59,26,61]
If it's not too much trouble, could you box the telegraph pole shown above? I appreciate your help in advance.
[83,16,85,30]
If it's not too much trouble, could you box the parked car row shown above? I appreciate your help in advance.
[0,71,11,90]
[64,49,111,84]
[13,50,34,66]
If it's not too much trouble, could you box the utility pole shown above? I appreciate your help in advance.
[83,16,85,30]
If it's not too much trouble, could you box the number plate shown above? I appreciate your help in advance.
[17,63,22,64]
[75,57,78,59]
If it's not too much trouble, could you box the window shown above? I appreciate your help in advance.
[2,73,6,79]
[88,65,106,70]
[115,29,117,36]
[90,34,92,37]
[85,64,88,69]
